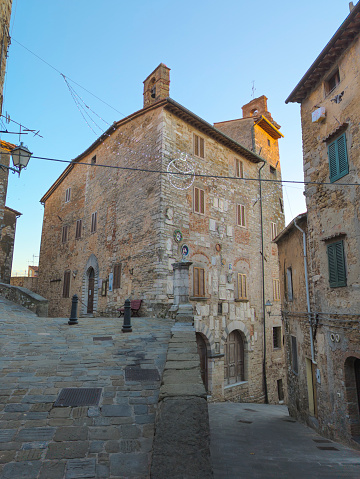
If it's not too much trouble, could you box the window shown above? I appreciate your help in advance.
[287,267,293,301]
[273,326,282,349]
[193,187,205,214]
[270,165,276,176]
[218,302,223,315]
[193,134,205,158]
[224,330,245,385]
[235,158,243,178]
[237,273,247,300]
[193,267,205,297]
[273,279,280,301]
[291,336,298,374]
[277,379,284,401]
[113,263,122,289]
[65,188,71,203]
[75,219,82,239]
[61,225,68,244]
[271,222,277,240]
[236,204,246,227]
[91,155,96,165]
[325,68,340,95]
[328,133,348,182]
[63,270,71,298]
[91,212,97,233]
[327,240,347,288]
[267,139,271,147]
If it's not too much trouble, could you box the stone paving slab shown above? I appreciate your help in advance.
[0,297,173,478]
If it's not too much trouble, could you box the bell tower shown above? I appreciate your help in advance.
[143,63,170,108]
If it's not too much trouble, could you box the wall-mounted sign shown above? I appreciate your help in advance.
[174,230,183,243]
[181,244,189,257]
[215,243,222,252]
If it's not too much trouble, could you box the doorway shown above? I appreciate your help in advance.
[87,267,95,313]
[196,333,208,392]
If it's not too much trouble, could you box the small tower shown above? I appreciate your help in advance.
[143,63,170,108]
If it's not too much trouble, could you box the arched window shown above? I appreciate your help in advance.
[224,330,245,385]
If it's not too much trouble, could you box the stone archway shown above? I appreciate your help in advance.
[82,254,99,316]
[196,333,209,392]
[345,356,360,439]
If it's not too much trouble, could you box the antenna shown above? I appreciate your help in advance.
[251,81,256,99]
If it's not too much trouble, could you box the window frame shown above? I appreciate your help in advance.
[193,133,205,159]
[327,240,347,288]
[325,68,340,96]
[236,204,246,227]
[61,225,68,244]
[328,133,349,183]
[193,186,205,215]
[75,219,82,240]
[235,158,244,178]
[273,279,281,301]
[65,187,71,203]
[271,222,278,240]
[193,266,205,297]
[287,267,293,301]
[91,211,97,233]
[273,326,282,349]
[113,263,122,289]
[237,273,247,300]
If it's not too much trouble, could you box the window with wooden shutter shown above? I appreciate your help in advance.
[65,187,71,203]
[61,225,68,243]
[193,187,205,214]
[328,133,349,182]
[327,240,347,287]
[113,263,121,289]
[273,279,281,301]
[236,204,245,227]
[75,219,82,239]
[63,270,71,298]
[235,158,243,178]
[193,267,205,297]
[91,212,97,233]
[224,330,245,385]
[237,273,247,300]
[194,134,205,158]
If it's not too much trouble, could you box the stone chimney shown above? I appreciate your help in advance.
[143,63,170,108]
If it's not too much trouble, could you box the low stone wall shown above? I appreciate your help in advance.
[151,323,213,478]
[0,283,48,317]
[10,276,39,294]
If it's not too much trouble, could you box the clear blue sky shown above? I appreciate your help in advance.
[4,0,355,274]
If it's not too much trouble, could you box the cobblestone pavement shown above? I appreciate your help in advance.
[209,402,360,478]
[0,297,173,479]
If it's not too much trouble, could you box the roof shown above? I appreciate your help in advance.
[41,98,265,203]
[286,2,360,104]
[0,140,16,152]
[253,115,284,140]
[273,212,307,243]
[4,206,22,216]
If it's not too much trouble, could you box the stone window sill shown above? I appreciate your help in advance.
[235,298,249,303]
[224,380,248,390]
[189,297,209,302]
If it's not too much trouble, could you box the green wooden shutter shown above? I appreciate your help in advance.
[327,241,346,287]
[337,134,349,177]
[328,141,338,181]
[328,134,348,182]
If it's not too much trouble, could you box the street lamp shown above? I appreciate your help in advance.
[265,300,272,317]
[0,142,32,176]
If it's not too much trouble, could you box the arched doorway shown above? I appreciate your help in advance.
[224,330,245,385]
[196,333,208,391]
[345,356,360,439]
[87,267,95,313]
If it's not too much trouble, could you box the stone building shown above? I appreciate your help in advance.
[38,64,285,402]
[0,205,20,282]
[284,2,360,445]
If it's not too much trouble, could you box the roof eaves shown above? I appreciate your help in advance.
[273,212,307,243]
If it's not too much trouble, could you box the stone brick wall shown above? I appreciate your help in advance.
[10,276,38,293]
[0,206,18,283]
[0,283,48,316]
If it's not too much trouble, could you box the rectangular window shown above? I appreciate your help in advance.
[113,263,122,289]
[235,158,244,178]
[91,155,96,165]
[193,187,205,214]
[273,326,282,349]
[193,134,205,158]
[61,225,68,244]
[271,222,277,240]
[291,336,298,374]
[273,279,280,301]
[287,267,293,301]
[65,187,71,203]
[236,204,246,227]
[75,219,82,239]
[237,273,247,300]
[91,212,97,233]
[325,68,340,95]
[328,133,348,182]
[193,267,205,297]
[277,379,284,401]
[327,240,347,288]
[63,270,70,298]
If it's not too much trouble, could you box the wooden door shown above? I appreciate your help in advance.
[355,358,360,414]
[87,267,94,313]
[196,333,208,391]
[225,331,244,385]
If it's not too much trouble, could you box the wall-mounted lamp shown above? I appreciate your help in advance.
[0,142,32,177]
[265,300,272,317]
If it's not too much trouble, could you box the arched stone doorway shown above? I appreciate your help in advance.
[82,254,99,316]
[196,333,209,392]
[345,356,360,439]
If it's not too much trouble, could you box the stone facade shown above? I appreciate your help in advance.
[38,64,285,403]
[285,3,360,446]
[0,205,20,283]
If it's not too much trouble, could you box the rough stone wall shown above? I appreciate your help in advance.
[0,206,17,283]
[0,283,48,316]
[38,106,164,317]
[10,276,38,293]
[0,0,12,113]
[295,34,360,445]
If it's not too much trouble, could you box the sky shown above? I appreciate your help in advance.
[3,0,355,275]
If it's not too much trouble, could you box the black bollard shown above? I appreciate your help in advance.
[122,298,132,333]
[68,294,79,325]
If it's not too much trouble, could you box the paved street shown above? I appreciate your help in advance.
[209,402,360,478]
[0,297,173,479]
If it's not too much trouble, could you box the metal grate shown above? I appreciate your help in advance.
[54,388,102,407]
[317,446,339,451]
[125,367,160,382]
[93,336,113,341]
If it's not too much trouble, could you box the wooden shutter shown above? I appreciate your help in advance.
[62,225,68,243]
[287,268,293,301]
[237,205,245,226]
[327,241,346,287]
[75,219,82,239]
[273,279,280,301]
[194,267,205,297]
[91,212,97,233]
[237,273,247,299]
[194,134,199,157]
[194,134,204,158]
[63,270,70,298]
[199,137,204,158]
[113,263,121,289]
[328,134,348,182]
[200,189,205,214]
[328,141,338,180]
[337,134,348,177]
[235,159,243,178]
[194,187,205,214]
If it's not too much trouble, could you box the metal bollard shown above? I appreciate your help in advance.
[68,294,79,325]
[122,298,132,333]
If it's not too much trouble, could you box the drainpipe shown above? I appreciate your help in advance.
[259,159,268,403]
[293,217,315,363]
